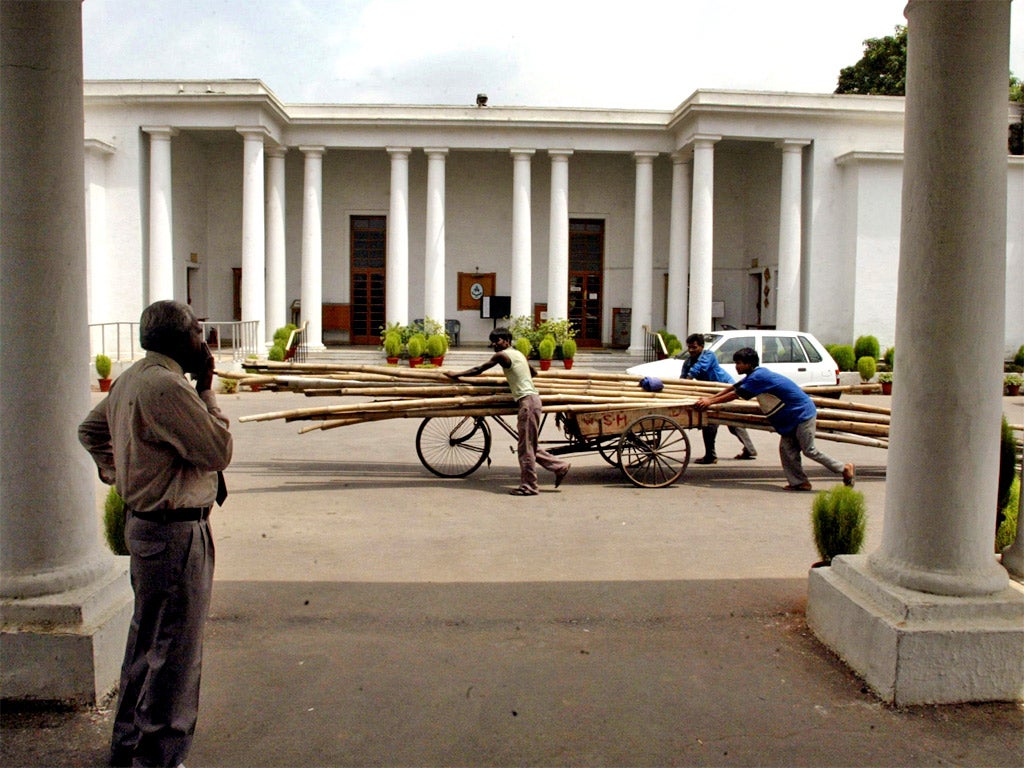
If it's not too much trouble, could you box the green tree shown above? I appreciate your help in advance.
[835,26,907,96]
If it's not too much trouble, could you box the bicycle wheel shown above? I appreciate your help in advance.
[617,415,690,488]
[416,416,492,478]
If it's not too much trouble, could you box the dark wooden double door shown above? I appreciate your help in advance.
[350,216,386,345]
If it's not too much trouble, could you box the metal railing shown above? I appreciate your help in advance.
[641,325,668,363]
[89,320,261,363]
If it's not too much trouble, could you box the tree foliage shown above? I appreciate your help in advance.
[835,26,908,96]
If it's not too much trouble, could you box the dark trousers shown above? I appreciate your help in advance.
[112,514,215,767]
[701,424,757,460]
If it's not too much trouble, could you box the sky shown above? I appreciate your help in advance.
[82,0,1024,110]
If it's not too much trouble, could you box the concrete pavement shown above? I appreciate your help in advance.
[3,386,1022,767]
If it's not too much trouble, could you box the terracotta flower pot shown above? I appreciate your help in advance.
[562,358,574,370]
[431,356,444,367]
[409,357,423,368]
[386,356,399,365]
[539,359,552,371]
[881,382,892,395]
[98,378,112,393]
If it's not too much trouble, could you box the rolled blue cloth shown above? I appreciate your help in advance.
[639,376,664,392]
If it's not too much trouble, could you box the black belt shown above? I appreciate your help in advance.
[131,507,210,523]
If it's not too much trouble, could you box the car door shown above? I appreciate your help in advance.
[761,333,813,386]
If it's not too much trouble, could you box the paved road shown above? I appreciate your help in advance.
[3,390,1022,767]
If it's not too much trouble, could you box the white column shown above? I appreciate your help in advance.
[547,150,572,321]
[144,126,175,302]
[265,145,287,339]
[628,152,657,352]
[871,2,1009,598]
[807,0,1022,707]
[238,127,268,343]
[84,139,115,325]
[424,148,448,325]
[387,147,411,326]
[300,146,325,350]
[0,0,131,703]
[666,152,691,336]
[775,140,808,331]
[511,149,535,319]
[688,135,719,334]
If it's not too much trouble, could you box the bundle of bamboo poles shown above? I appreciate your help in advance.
[224,361,891,448]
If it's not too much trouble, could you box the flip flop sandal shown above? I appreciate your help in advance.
[509,488,538,496]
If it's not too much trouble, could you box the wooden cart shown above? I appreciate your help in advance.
[415,404,705,488]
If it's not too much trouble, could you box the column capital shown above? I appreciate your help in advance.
[670,150,692,164]
[689,134,721,149]
[142,126,177,140]
[510,148,536,158]
[236,126,272,141]
[424,147,449,156]
[634,151,659,163]
[776,139,811,152]
[298,145,325,157]
[548,149,574,159]
[387,146,412,156]
[265,145,288,159]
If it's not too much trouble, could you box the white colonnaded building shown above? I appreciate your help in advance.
[83,80,1024,356]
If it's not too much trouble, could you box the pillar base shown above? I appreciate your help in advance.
[807,555,1024,706]
[1,560,132,704]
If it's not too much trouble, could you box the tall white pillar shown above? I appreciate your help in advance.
[775,140,808,331]
[511,149,535,319]
[238,127,268,343]
[666,152,691,337]
[628,152,658,352]
[144,126,175,302]
[300,146,325,350]
[0,0,131,703]
[424,148,448,325]
[688,135,719,333]
[85,139,115,325]
[547,150,572,321]
[807,0,1022,706]
[265,145,287,339]
[387,147,411,327]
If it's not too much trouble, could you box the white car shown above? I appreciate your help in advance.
[626,330,840,389]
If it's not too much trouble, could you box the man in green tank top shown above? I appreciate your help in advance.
[446,327,570,495]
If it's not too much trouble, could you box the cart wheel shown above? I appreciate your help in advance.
[416,416,492,478]
[617,415,690,488]
[596,437,622,467]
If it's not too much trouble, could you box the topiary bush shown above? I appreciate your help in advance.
[996,477,1019,551]
[104,486,129,556]
[95,354,112,379]
[831,345,856,372]
[811,485,867,565]
[857,356,877,382]
[1015,344,1024,369]
[514,337,533,358]
[267,344,286,362]
[854,335,880,361]
[883,346,895,369]
[538,336,556,360]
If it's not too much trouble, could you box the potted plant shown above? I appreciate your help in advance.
[810,486,867,567]
[95,354,112,392]
[426,333,447,366]
[514,336,533,359]
[561,338,577,370]
[538,336,555,371]
[384,332,403,364]
[857,355,877,383]
[406,333,426,367]
[1004,373,1023,396]
[877,371,893,395]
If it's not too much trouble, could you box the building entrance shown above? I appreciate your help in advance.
[350,215,386,345]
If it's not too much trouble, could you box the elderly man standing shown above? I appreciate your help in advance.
[79,300,233,768]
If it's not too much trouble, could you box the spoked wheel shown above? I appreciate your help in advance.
[416,416,492,478]
[617,415,690,488]
[596,437,622,467]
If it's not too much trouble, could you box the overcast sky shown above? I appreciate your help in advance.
[82,0,1024,110]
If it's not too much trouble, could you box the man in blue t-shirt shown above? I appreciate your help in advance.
[681,333,757,464]
[693,347,854,491]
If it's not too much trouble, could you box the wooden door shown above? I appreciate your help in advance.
[568,219,604,347]
[350,216,386,344]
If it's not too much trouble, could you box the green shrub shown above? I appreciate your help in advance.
[219,377,238,394]
[426,334,446,358]
[103,486,128,556]
[811,486,867,564]
[383,332,403,357]
[272,324,297,345]
[267,344,286,362]
[831,345,856,372]
[514,337,533,358]
[95,354,112,379]
[854,335,880,361]
[659,331,682,357]
[406,334,426,358]
[883,346,895,369]
[877,371,893,384]
[996,477,1019,551]
[538,336,556,360]
[857,356,877,382]
[1015,344,1024,368]
[561,338,577,359]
